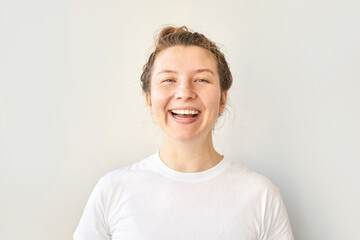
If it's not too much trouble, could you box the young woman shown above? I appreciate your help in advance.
[74,26,294,240]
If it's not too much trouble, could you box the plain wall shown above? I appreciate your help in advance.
[1,0,359,239]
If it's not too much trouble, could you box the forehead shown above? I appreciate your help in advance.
[152,46,217,75]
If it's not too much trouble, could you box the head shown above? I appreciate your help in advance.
[141,26,233,143]
[141,26,232,98]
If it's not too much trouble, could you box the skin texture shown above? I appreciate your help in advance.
[146,46,227,172]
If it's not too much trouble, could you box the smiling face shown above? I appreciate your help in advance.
[147,46,227,144]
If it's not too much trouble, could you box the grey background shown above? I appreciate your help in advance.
[1,0,359,239]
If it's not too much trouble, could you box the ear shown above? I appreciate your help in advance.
[146,93,152,113]
[219,91,227,114]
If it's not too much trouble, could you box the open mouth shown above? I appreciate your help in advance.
[170,109,200,119]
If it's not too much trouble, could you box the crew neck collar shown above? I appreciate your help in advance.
[152,151,231,182]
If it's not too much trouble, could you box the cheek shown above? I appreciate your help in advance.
[150,88,171,111]
[205,91,222,111]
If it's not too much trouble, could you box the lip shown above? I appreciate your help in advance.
[168,108,201,124]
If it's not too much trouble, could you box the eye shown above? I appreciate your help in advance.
[196,79,209,83]
[162,79,175,83]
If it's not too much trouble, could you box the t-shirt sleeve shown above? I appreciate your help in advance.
[73,176,112,240]
[260,185,294,240]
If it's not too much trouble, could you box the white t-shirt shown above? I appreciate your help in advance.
[74,152,294,240]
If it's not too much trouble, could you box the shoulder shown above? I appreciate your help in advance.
[94,153,158,191]
[228,160,281,199]
[228,160,294,238]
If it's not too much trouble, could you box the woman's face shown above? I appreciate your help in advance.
[147,46,227,143]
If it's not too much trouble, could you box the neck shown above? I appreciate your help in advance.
[159,133,223,173]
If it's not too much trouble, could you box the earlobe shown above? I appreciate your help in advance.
[146,93,152,106]
[146,93,152,114]
[219,91,227,114]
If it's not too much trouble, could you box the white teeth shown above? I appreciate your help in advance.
[171,109,199,115]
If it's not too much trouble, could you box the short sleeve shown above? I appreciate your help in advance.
[260,186,294,240]
[73,177,112,240]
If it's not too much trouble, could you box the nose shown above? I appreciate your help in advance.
[174,81,196,101]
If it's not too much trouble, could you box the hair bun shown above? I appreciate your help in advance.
[158,26,189,39]
[156,26,190,46]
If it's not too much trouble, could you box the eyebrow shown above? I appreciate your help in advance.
[195,68,214,75]
[157,70,177,75]
[157,68,214,76]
